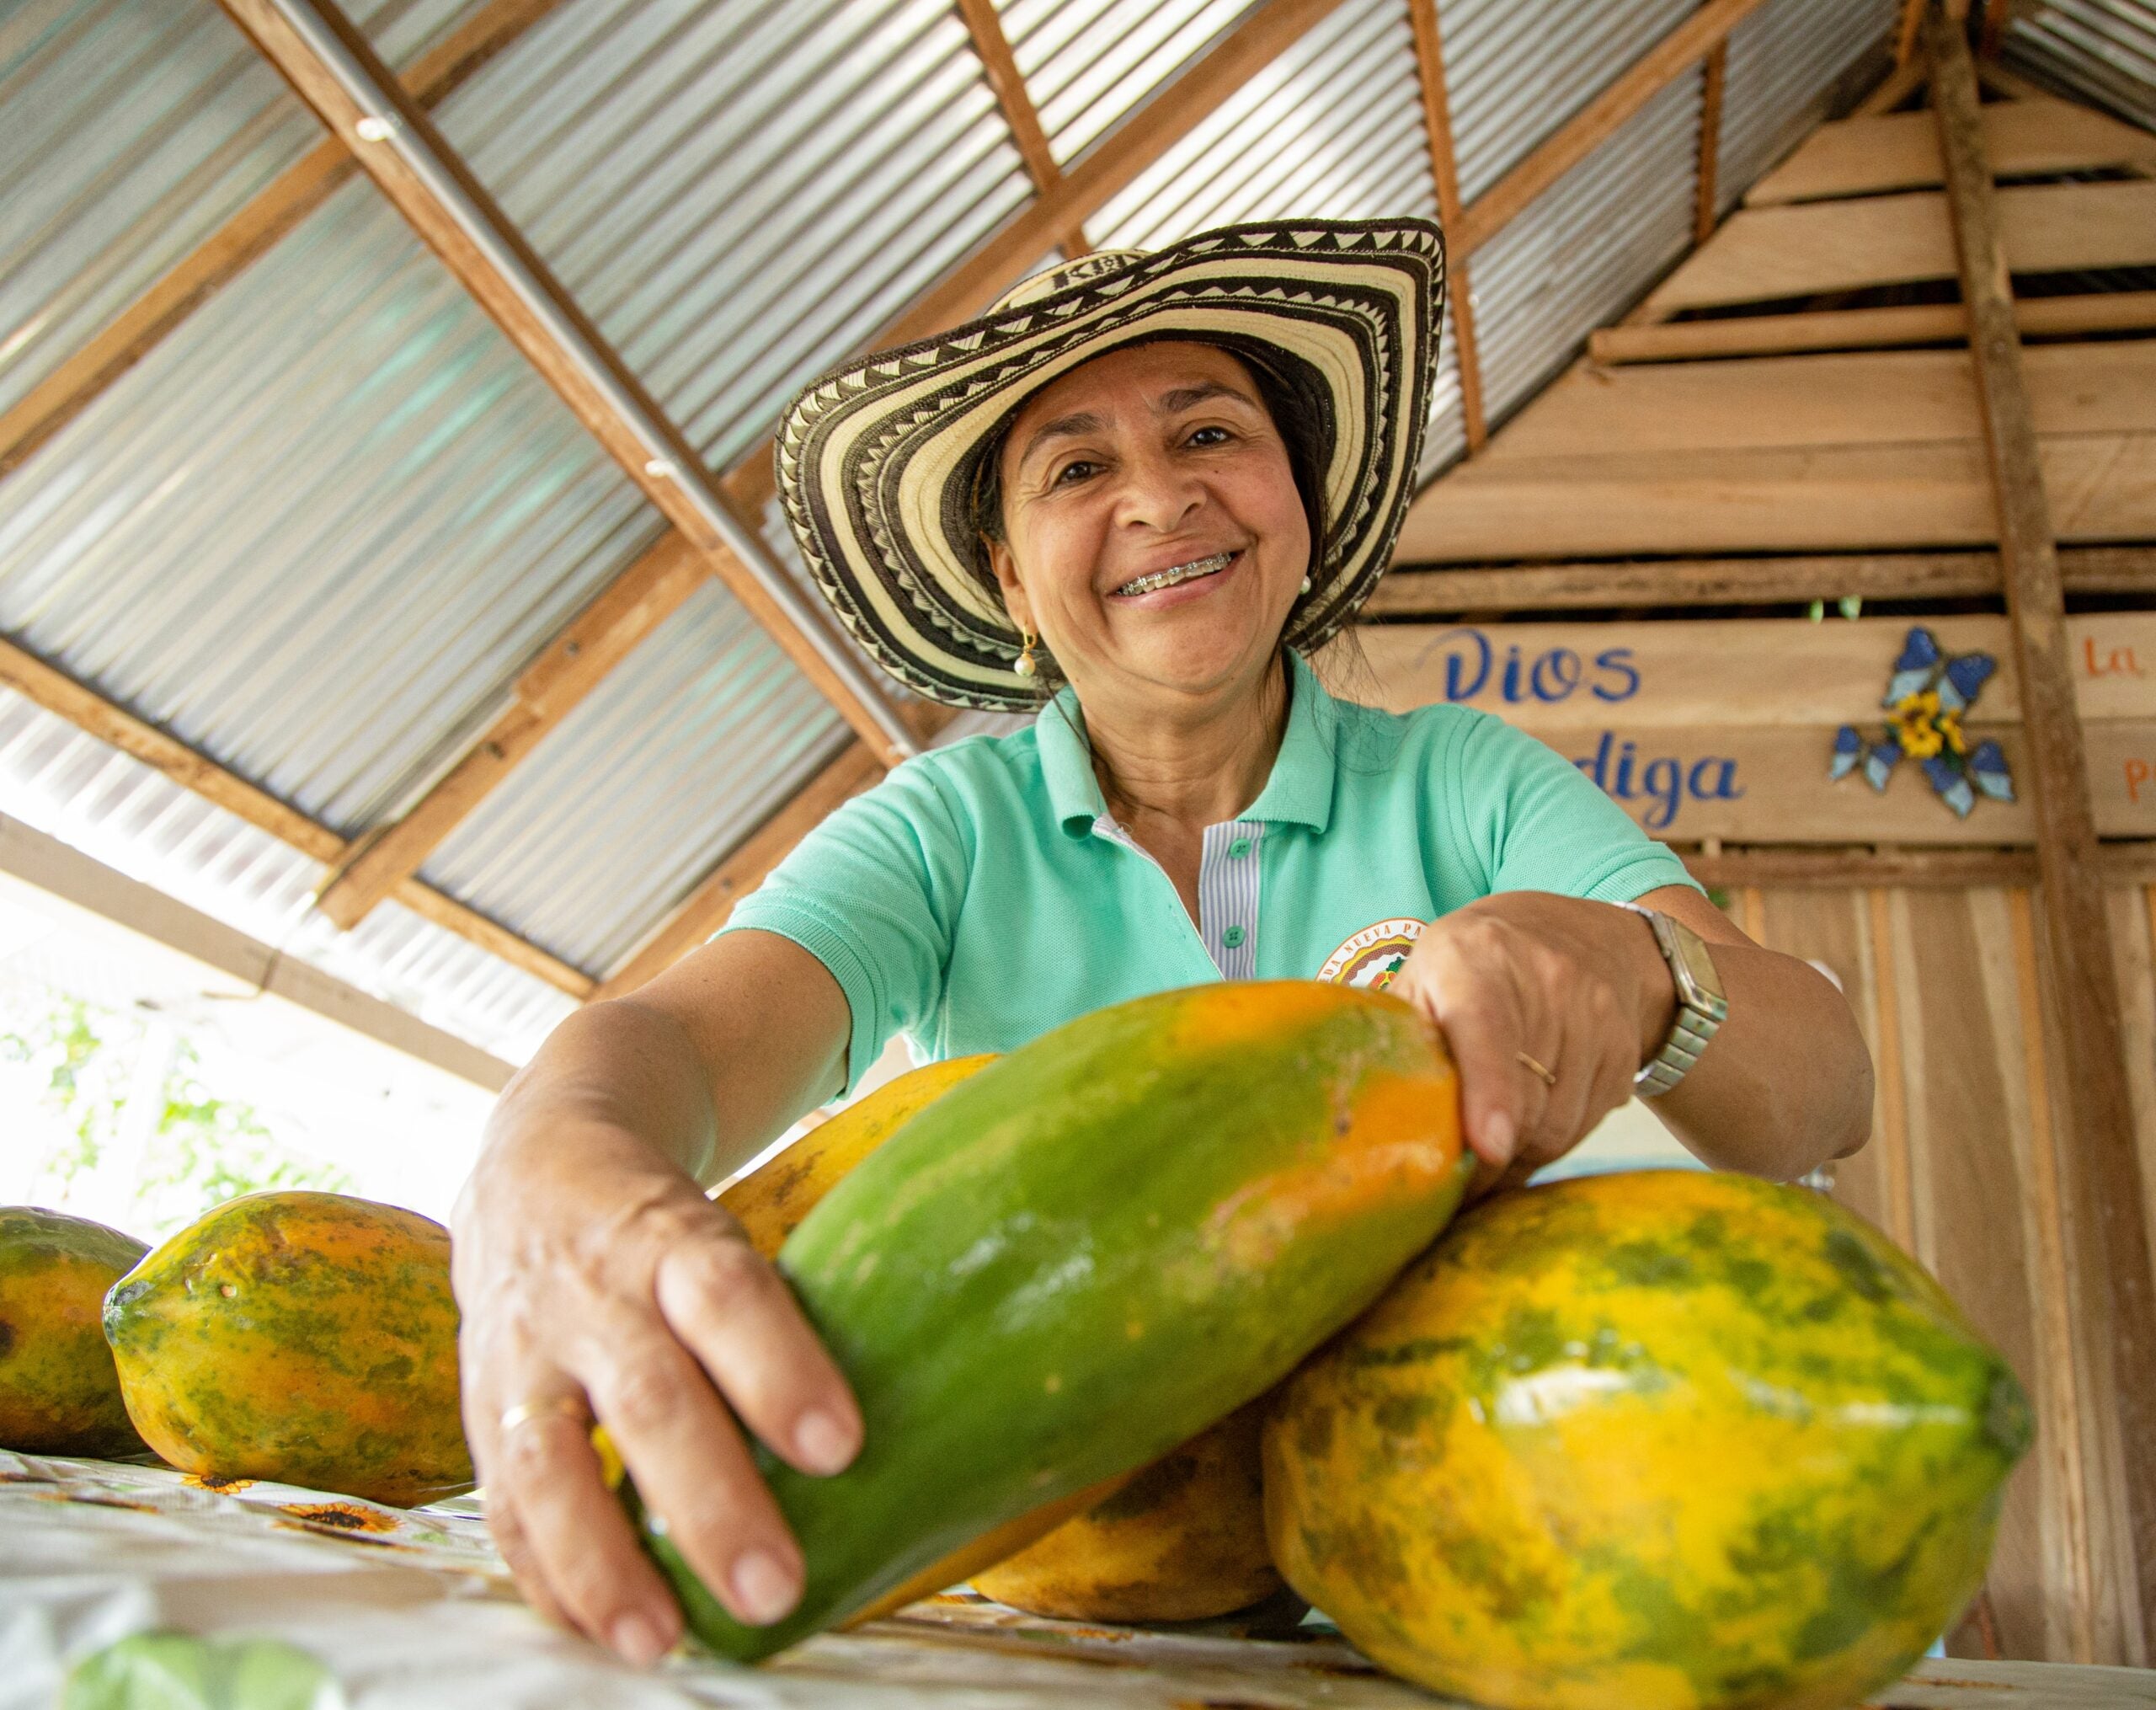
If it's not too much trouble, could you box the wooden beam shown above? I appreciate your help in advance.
[593,741,886,1002]
[867,0,1351,350]
[0,0,563,484]
[1637,179,2156,320]
[0,633,593,998]
[1366,545,2156,613]
[1455,0,1770,255]
[313,530,704,928]
[1929,4,2156,1642]
[1588,292,2156,363]
[1696,39,1726,247]
[1405,0,1485,451]
[952,0,1088,256]
[1677,842,2156,889]
[216,0,919,768]
[1858,51,1928,117]
[1746,97,2156,206]
[1896,0,1928,67]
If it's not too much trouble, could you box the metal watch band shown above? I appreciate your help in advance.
[1618,903,1727,1098]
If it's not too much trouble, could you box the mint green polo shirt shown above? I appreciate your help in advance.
[719,649,1699,1094]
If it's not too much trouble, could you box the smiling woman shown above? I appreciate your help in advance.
[450,222,1877,1665]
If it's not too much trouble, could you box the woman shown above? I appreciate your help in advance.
[452,221,1873,1665]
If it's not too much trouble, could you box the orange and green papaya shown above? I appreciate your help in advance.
[971,1398,1281,1622]
[630,980,1469,1661]
[1264,1170,2032,1710]
[0,1208,148,1456]
[104,1191,471,1506]
[718,1055,994,1257]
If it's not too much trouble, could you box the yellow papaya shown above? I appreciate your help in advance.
[104,1191,470,1506]
[0,1208,148,1456]
[718,1055,994,1257]
[972,1398,1281,1622]
[1265,1171,2032,1710]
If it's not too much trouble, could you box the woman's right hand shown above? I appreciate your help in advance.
[451,1110,863,1665]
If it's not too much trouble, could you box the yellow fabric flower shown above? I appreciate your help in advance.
[1938,708,1967,755]
[1892,691,1945,760]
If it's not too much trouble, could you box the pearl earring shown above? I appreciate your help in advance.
[1013,628,1038,678]
[1299,574,1312,594]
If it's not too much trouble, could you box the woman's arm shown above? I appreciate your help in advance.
[1386,885,1872,1191]
[451,928,857,1665]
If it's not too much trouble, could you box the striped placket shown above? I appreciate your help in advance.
[1090,814,1264,981]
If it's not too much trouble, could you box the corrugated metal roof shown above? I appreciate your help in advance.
[420,579,850,975]
[0,176,655,837]
[431,0,1034,473]
[1468,72,1701,424]
[0,0,483,418]
[1718,0,1897,215]
[0,686,575,1060]
[996,0,1258,167]
[2004,0,2156,131]
[1436,0,1697,205]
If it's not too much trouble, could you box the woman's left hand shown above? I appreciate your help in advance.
[1386,891,1676,1196]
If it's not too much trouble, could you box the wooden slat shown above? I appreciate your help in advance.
[1696,38,1726,247]
[1637,180,2156,320]
[1394,431,2156,560]
[313,530,704,927]
[216,0,915,768]
[1929,7,2156,1644]
[1369,545,2156,612]
[0,634,593,997]
[0,0,564,483]
[1588,291,2156,363]
[1678,842,2156,887]
[593,741,886,1001]
[1454,0,1770,255]
[872,0,1351,350]
[953,0,1088,256]
[1493,343,2156,459]
[1406,0,1486,451]
[1748,95,2156,206]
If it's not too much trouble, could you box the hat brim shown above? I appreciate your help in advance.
[776,220,1445,711]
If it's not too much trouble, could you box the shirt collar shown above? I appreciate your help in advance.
[1037,649,1338,836]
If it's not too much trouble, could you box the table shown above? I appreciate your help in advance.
[7,1452,2152,1708]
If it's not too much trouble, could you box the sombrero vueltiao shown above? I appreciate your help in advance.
[776,218,1446,711]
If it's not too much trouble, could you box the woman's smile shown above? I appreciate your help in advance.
[1109,548,1242,603]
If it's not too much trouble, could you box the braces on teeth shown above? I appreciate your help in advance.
[1117,551,1234,597]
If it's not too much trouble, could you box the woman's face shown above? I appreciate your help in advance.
[986,340,1311,713]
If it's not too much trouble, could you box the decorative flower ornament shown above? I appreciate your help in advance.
[1830,628,2012,819]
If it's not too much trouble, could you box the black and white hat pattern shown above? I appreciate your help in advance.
[776,219,1446,711]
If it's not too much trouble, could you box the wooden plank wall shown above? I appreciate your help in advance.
[1742,880,2156,1667]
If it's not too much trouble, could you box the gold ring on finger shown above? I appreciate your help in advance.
[499,1395,591,1438]
[1515,1049,1557,1089]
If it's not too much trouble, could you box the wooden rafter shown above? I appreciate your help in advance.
[0,635,592,998]
[1696,39,1727,246]
[1454,0,1770,255]
[1927,4,2156,1642]
[594,741,887,1002]
[1589,293,2156,364]
[1365,545,2156,615]
[1406,0,1486,452]
[312,530,704,928]
[216,0,919,772]
[1896,0,1929,67]
[0,0,563,484]
[953,0,1088,256]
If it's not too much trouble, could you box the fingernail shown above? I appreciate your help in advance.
[1483,1110,1516,1166]
[611,1610,668,1668]
[731,1548,801,1626]
[794,1408,857,1474]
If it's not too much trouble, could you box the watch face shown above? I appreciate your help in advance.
[1665,918,1726,1005]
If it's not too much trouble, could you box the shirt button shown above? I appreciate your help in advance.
[1222,925,1247,949]
[1227,837,1251,859]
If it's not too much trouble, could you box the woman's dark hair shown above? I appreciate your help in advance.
[964,337,1335,700]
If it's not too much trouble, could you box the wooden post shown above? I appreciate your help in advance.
[1928,3,2156,1647]
[1405,0,1486,451]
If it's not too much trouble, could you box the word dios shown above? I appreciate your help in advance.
[1422,628,1641,705]
[1572,734,1744,831]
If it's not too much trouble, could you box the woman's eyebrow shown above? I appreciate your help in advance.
[1155,381,1257,414]
[1016,410,1104,468]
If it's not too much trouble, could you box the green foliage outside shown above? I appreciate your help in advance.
[1,980,351,1236]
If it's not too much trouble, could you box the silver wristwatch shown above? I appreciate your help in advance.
[1619,903,1727,1097]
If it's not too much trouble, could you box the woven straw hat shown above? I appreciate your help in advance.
[776,218,1446,711]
